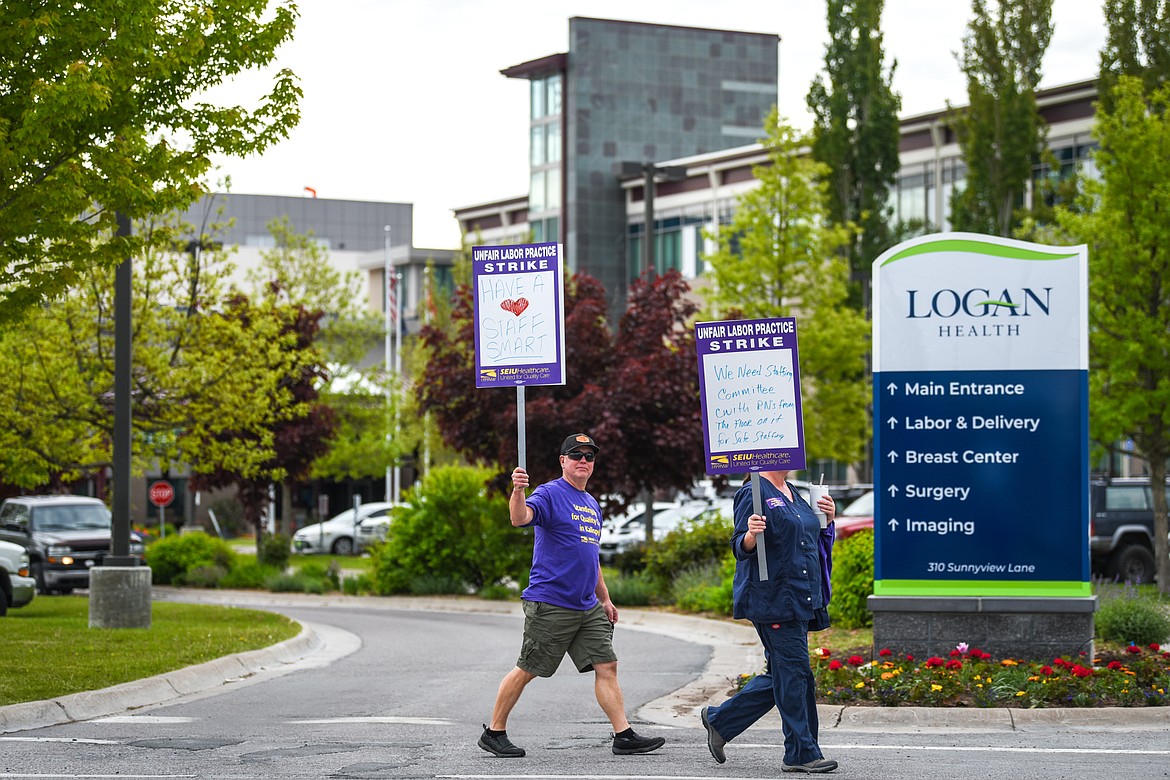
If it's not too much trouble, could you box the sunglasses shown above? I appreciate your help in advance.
[564,450,596,462]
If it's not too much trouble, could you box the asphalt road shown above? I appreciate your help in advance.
[1,590,1168,779]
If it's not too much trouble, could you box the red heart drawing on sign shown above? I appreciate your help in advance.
[500,298,530,316]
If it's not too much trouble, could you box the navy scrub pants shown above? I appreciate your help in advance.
[706,619,824,766]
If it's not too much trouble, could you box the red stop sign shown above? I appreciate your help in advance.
[149,480,175,508]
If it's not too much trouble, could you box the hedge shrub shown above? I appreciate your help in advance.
[371,464,530,594]
[643,511,733,595]
[828,529,874,629]
[1096,585,1170,645]
[145,534,236,585]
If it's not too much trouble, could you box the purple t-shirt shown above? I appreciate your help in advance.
[520,478,602,610]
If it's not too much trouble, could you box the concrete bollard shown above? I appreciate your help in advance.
[88,566,153,629]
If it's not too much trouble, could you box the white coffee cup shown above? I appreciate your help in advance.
[808,484,830,528]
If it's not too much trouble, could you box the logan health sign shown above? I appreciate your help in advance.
[872,233,1089,597]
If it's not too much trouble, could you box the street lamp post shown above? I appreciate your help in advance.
[383,226,393,503]
[614,161,687,546]
[617,161,688,276]
[90,211,151,629]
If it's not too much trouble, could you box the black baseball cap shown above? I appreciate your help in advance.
[560,433,600,454]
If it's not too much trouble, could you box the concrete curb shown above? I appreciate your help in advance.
[0,620,320,734]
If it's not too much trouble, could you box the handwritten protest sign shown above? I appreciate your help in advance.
[473,242,565,388]
[695,316,806,474]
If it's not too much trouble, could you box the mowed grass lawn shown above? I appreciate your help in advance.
[228,536,376,573]
[0,596,299,707]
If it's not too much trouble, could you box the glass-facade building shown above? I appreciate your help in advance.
[495,17,779,320]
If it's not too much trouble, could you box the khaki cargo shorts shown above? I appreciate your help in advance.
[517,599,617,677]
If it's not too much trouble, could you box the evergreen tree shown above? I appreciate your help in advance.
[1098,0,1170,112]
[1057,76,1170,594]
[702,110,870,469]
[807,0,902,311]
[950,0,1053,236]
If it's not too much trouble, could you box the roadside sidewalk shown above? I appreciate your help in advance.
[3,587,1168,734]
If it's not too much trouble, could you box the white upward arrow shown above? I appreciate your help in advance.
[887,451,899,463]
[887,382,898,395]
[887,485,899,497]
[887,518,899,532]
[887,416,898,429]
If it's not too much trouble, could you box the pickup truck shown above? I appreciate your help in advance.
[0,539,36,615]
[1089,476,1170,584]
[0,495,143,594]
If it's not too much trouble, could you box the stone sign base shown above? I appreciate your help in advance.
[89,565,153,629]
[867,595,1097,661]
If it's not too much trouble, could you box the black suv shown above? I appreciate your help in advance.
[1089,476,1170,584]
[0,496,144,594]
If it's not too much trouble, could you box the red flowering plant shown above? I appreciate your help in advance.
[806,642,1170,708]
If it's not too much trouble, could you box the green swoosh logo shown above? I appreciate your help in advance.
[879,238,1080,267]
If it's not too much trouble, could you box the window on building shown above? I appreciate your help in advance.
[545,167,561,210]
[531,125,545,166]
[546,120,561,163]
[1032,139,1100,209]
[547,74,562,115]
[941,160,966,231]
[529,170,546,212]
[897,170,927,226]
[531,78,546,120]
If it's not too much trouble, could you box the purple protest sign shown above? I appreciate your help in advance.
[473,242,566,388]
[695,317,806,474]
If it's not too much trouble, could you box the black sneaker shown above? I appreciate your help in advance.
[781,757,838,773]
[478,724,525,757]
[611,729,665,755]
[700,706,726,763]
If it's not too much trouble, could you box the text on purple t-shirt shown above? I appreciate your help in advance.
[520,478,602,610]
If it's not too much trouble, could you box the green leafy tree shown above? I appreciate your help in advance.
[188,295,336,541]
[0,0,300,325]
[372,464,529,593]
[702,110,871,468]
[950,0,1053,236]
[0,215,297,490]
[417,271,612,486]
[1056,76,1170,594]
[417,266,708,516]
[1098,0,1170,113]
[243,216,386,530]
[807,0,902,309]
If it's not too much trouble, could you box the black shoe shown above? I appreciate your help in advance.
[478,724,525,757]
[781,757,838,773]
[612,729,665,755]
[700,706,726,764]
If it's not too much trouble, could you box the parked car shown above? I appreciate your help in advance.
[830,483,873,506]
[0,495,143,595]
[0,539,36,616]
[292,502,397,556]
[599,499,733,564]
[1089,475,1170,584]
[834,489,874,540]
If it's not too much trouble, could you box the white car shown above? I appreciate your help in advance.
[292,502,397,556]
[598,499,733,563]
[0,539,36,616]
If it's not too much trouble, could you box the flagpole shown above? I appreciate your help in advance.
[393,263,403,503]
